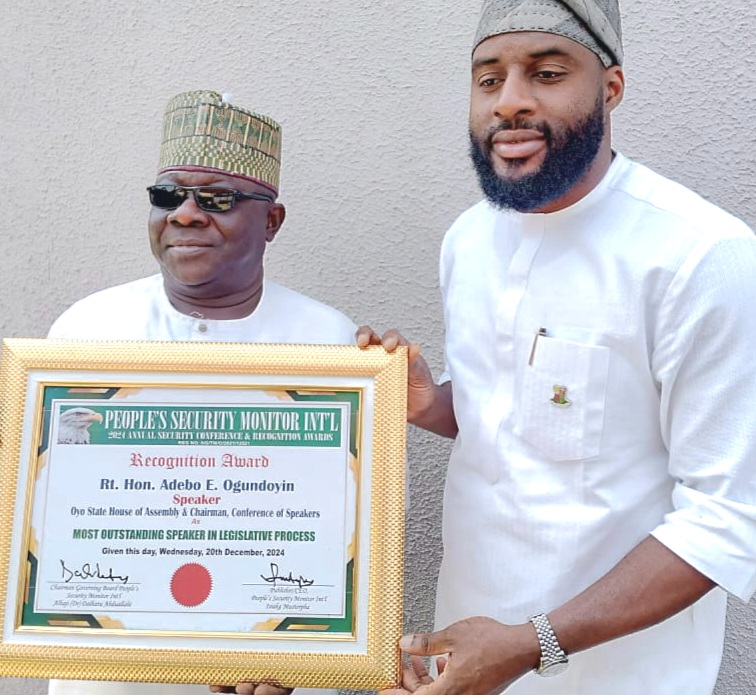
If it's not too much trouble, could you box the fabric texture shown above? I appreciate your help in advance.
[436,153,756,694]
[48,275,356,344]
[474,0,623,66]
[47,274,355,695]
[158,90,282,195]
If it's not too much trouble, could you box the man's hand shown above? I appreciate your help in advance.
[382,617,540,695]
[382,655,445,695]
[356,326,457,437]
[356,326,435,423]
[209,685,292,695]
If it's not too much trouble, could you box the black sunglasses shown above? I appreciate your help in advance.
[147,185,274,213]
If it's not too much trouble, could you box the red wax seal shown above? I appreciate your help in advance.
[170,563,212,607]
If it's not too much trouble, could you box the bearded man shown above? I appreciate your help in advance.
[48,90,352,695]
[359,1,756,693]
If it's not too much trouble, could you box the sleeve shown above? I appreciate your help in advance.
[339,317,359,345]
[47,299,99,340]
[319,312,358,345]
[437,219,453,386]
[47,306,80,339]
[649,232,756,601]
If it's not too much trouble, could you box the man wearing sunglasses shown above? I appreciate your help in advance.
[48,89,356,345]
[47,90,354,695]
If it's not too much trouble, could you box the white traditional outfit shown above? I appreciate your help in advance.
[436,152,756,694]
[49,274,356,345]
[47,89,351,695]
[47,276,353,695]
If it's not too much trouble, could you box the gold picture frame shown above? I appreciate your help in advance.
[0,339,406,689]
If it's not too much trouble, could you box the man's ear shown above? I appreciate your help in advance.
[604,65,625,113]
[265,203,286,242]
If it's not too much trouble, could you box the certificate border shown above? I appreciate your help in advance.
[0,339,406,689]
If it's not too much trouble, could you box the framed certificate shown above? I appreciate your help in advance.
[0,339,406,689]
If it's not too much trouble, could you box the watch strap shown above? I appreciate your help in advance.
[529,613,568,676]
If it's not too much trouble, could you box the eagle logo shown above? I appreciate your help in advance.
[57,407,104,444]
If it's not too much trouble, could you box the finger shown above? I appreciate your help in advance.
[356,325,381,348]
[408,342,423,364]
[401,663,424,691]
[399,629,451,657]
[406,655,434,690]
[234,683,257,695]
[436,656,448,676]
[253,686,292,695]
[381,329,411,352]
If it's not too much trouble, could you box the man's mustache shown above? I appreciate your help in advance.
[483,121,551,147]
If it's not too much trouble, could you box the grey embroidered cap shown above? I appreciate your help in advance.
[473,0,623,67]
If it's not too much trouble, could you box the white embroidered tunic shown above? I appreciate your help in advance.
[436,153,756,694]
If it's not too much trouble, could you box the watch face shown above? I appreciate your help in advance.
[539,659,569,677]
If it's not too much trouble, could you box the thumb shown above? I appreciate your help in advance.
[406,344,433,384]
[399,629,451,657]
[408,342,422,364]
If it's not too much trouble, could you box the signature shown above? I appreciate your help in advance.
[60,559,129,584]
[260,562,314,588]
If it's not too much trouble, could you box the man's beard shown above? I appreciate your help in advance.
[469,93,606,213]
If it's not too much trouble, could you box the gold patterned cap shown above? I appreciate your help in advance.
[158,90,282,195]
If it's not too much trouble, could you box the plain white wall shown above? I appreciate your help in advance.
[0,1,754,693]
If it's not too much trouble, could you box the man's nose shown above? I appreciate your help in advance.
[492,73,537,122]
[166,194,210,227]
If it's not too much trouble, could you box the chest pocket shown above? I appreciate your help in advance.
[515,335,610,461]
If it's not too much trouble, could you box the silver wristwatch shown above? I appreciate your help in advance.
[529,613,569,677]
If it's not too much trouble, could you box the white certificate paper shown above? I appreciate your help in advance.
[32,388,357,633]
